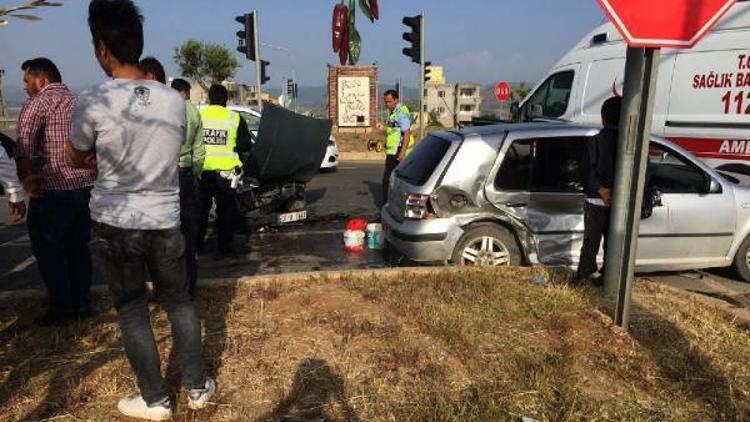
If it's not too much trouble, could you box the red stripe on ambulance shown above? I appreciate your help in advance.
[667,137,750,161]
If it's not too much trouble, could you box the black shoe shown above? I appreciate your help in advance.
[590,275,605,287]
[34,313,73,327]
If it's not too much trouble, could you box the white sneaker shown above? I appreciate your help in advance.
[187,377,216,410]
[117,395,172,421]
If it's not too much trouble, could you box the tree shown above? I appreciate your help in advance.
[427,109,443,128]
[511,81,532,103]
[173,40,240,92]
[0,0,62,26]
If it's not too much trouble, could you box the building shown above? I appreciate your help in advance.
[187,80,277,107]
[425,65,445,84]
[423,82,482,128]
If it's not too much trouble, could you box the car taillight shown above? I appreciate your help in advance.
[404,193,432,220]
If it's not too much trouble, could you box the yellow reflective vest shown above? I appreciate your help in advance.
[200,105,242,171]
[385,103,415,156]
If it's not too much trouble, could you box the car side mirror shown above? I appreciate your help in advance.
[641,187,662,220]
[707,178,722,194]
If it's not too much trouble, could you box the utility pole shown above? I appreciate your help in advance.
[0,69,6,118]
[252,11,263,112]
[418,13,425,140]
[604,47,660,328]
[235,10,268,112]
[402,13,425,140]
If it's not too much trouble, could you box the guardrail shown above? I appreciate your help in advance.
[0,118,16,130]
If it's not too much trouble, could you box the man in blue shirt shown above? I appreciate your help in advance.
[381,89,414,206]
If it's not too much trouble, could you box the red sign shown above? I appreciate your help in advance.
[494,81,511,102]
[596,0,736,48]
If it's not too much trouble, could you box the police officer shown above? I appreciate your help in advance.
[197,84,253,259]
[381,89,414,206]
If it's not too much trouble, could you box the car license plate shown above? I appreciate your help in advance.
[278,210,307,224]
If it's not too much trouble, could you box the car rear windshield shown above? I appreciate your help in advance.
[396,135,453,186]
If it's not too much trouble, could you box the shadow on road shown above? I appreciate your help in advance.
[363,181,382,210]
[306,188,327,206]
[585,290,745,419]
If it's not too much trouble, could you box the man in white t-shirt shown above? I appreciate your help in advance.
[64,1,213,420]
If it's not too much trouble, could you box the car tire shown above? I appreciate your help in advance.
[732,236,750,282]
[451,223,522,267]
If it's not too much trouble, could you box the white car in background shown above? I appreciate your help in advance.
[228,105,339,171]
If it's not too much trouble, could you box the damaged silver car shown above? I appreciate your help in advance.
[381,122,750,281]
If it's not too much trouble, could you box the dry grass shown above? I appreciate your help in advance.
[1,268,750,421]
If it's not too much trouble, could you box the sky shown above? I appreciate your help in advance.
[0,0,606,90]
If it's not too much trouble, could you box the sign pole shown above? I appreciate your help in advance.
[253,10,263,112]
[603,46,661,328]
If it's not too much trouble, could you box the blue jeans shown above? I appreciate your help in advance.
[27,187,93,318]
[90,222,206,404]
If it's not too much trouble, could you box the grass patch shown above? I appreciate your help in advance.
[1,267,750,420]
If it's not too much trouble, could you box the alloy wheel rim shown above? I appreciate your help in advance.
[461,236,510,266]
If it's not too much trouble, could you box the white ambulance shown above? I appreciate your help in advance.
[515,1,750,168]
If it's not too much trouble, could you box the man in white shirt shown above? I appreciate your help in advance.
[64,1,213,420]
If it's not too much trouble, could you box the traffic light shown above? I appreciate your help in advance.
[424,62,432,83]
[402,15,422,63]
[260,60,270,85]
[235,13,256,61]
[286,78,295,97]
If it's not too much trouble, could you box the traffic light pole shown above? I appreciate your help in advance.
[253,10,263,112]
[418,13,425,141]
[603,47,660,329]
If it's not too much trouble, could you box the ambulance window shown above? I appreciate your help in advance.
[524,71,574,120]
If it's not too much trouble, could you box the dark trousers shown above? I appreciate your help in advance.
[577,202,611,278]
[198,171,238,254]
[90,222,205,405]
[381,155,400,207]
[27,187,93,318]
[179,169,199,298]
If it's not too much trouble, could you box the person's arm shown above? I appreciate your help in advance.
[14,101,44,197]
[395,111,412,161]
[0,147,26,223]
[584,135,610,203]
[66,94,98,170]
[235,115,253,154]
[595,132,618,205]
[191,111,205,178]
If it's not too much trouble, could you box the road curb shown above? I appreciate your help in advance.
[643,279,750,325]
[0,267,460,301]
[3,267,749,325]
[339,151,383,161]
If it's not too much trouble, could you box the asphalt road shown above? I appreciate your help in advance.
[1,159,750,320]
[0,161,390,291]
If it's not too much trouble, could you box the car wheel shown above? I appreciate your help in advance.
[451,223,522,267]
[732,236,750,282]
